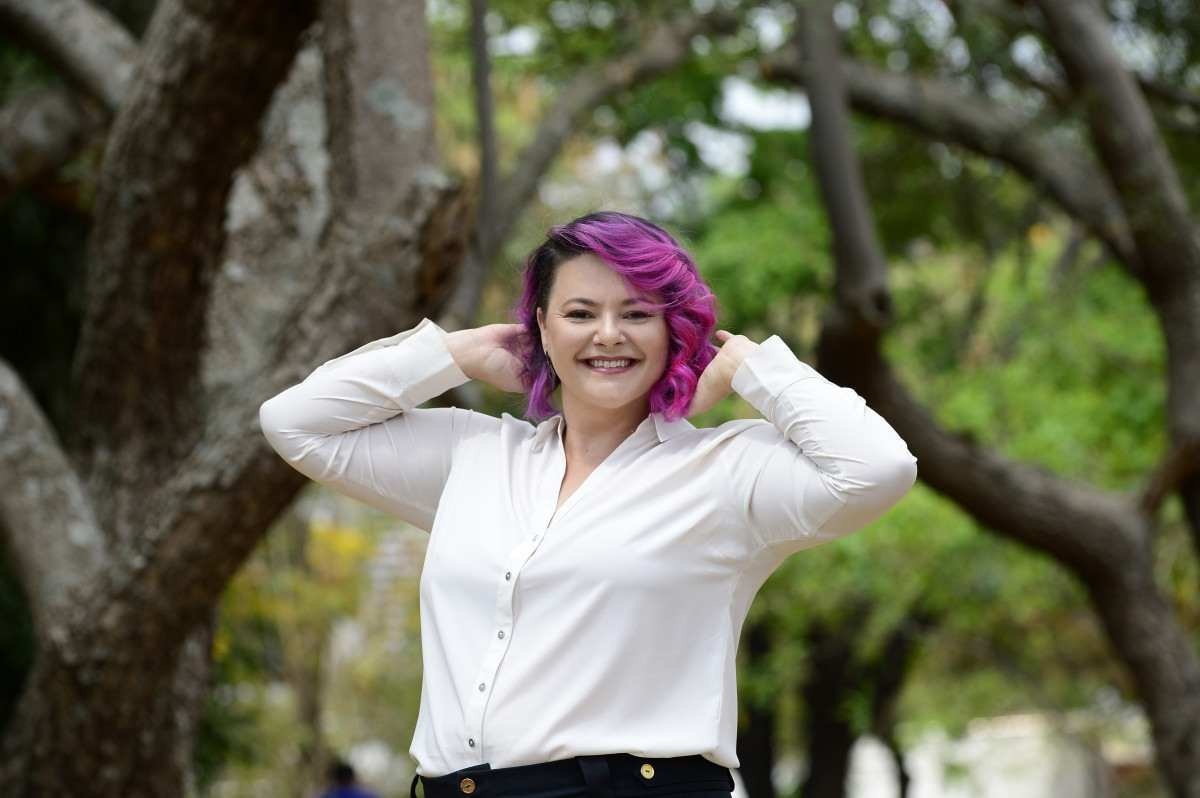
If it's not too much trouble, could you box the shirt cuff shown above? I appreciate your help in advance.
[730,335,820,419]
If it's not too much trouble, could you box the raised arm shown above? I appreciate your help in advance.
[258,317,494,530]
[718,335,918,552]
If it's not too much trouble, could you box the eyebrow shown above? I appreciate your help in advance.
[560,297,649,308]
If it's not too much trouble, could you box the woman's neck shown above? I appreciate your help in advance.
[559,395,649,465]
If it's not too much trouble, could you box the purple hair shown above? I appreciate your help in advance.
[509,211,719,422]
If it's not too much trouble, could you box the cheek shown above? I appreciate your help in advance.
[645,328,671,373]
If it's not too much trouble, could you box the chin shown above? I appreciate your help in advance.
[595,392,653,411]
[567,387,652,411]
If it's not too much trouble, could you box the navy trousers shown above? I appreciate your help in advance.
[410,753,735,798]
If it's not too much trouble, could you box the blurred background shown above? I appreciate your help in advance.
[1,0,1198,796]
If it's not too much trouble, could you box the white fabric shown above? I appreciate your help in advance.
[259,317,918,777]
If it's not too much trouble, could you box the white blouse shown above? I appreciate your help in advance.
[258,317,918,777]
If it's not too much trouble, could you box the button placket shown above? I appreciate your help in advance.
[462,537,538,759]
[462,432,575,764]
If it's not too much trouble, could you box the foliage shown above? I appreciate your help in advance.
[196,503,417,794]
[3,0,1197,791]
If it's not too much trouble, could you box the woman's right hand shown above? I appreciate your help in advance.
[445,324,529,393]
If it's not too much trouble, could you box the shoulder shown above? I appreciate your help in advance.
[680,416,772,442]
[657,417,775,459]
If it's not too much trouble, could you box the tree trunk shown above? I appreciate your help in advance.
[0,0,465,794]
[1084,567,1200,798]
[797,618,859,798]
[796,606,932,798]
[866,612,936,798]
[0,618,214,795]
[737,618,778,798]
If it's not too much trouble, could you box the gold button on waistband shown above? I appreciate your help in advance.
[640,763,655,779]
[459,776,476,793]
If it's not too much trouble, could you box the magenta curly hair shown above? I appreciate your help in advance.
[508,211,719,422]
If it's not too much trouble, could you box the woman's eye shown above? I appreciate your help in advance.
[564,310,652,320]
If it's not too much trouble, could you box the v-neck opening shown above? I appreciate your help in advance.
[545,414,652,528]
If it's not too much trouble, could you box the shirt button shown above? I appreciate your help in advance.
[532,535,539,541]
[478,682,486,691]
[467,738,475,747]
[505,571,512,581]
[497,630,505,639]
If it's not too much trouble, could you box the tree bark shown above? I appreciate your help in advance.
[0,358,107,629]
[0,615,215,796]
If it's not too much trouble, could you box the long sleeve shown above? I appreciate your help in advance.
[258,317,494,530]
[718,335,918,551]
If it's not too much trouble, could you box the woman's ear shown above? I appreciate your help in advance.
[536,307,546,340]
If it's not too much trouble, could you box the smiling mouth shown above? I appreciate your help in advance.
[579,358,638,372]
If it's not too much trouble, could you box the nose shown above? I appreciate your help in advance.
[595,313,625,345]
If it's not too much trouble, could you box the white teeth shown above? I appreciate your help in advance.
[587,359,632,368]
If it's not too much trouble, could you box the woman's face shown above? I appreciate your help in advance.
[536,253,669,417]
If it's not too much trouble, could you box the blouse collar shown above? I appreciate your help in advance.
[532,411,692,452]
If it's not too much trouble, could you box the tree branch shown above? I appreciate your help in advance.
[1033,0,1200,573]
[761,47,1138,269]
[491,8,738,251]
[469,0,498,252]
[0,87,103,203]
[433,0,498,349]
[949,0,1200,116]
[125,176,468,650]
[69,0,317,532]
[798,3,892,332]
[798,0,1140,581]
[438,7,737,335]
[320,0,435,214]
[0,0,139,202]
[1032,0,1199,291]
[0,0,137,113]
[108,0,468,646]
[1138,75,1200,114]
[1140,440,1200,517]
[870,361,1141,577]
[0,357,106,631]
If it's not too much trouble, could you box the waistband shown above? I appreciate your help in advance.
[411,752,734,797]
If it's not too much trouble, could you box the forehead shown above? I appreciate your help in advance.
[550,253,645,302]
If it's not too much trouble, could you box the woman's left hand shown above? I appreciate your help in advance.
[687,330,759,418]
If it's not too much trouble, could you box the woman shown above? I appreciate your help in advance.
[259,211,918,798]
